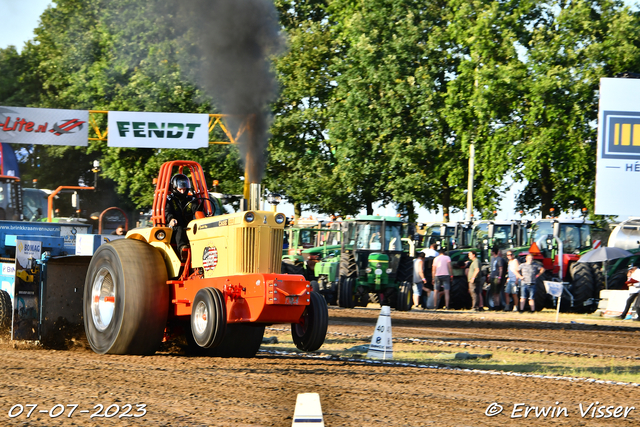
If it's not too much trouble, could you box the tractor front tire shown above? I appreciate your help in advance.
[83,239,169,355]
[0,289,11,333]
[396,281,412,311]
[191,287,227,349]
[570,263,597,313]
[534,272,552,311]
[338,276,355,308]
[292,291,328,352]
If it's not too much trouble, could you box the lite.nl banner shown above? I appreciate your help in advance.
[0,106,89,146]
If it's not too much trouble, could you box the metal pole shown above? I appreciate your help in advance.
[466,142,475,221]
[467,71,478,223]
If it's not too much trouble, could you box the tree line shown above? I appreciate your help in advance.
[0,0,639,221]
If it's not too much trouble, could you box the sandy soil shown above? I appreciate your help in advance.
[0,307,638,426]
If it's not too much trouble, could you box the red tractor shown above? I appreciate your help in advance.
[83,160,328,356]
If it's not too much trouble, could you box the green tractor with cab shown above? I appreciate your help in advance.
[312,215,414,310]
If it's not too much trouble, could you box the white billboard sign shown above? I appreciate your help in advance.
[0,106,89,146]
[595,78,640,215]
[108,111,209,149]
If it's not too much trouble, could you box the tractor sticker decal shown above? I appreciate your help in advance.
[198,219,229,230]
[202,246,218,271]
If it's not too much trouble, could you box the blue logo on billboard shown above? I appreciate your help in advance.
[602,111,640,159]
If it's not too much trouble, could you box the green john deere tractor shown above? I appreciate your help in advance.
[281,218,333,281]
[312,215,414,311]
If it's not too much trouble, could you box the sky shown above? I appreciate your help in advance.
[0,0,637,222]
[0,0,51,52]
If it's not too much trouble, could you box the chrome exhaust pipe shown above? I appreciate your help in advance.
[249,183,261,211]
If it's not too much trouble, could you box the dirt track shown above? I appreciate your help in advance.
[1,307,639,426]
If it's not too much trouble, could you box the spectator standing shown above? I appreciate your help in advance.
[505,251,520,312]
[516,254,545,312]
[422,243,439,258]
[421,244,438,308]
[619,266,640,320]
[413,252,427,309]
[467,251,484,311]
[489,248,507,310]
[432,249,453,310]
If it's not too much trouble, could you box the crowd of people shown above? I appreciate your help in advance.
[413,245,546,313]
[413,246,640,319]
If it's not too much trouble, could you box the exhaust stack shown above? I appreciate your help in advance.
[249,183,261,211]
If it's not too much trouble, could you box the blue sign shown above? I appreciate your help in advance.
[601,111,640,159]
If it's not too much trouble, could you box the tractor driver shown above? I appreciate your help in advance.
[165,173,201,255]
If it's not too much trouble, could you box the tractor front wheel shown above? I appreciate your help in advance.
[191,287,227,349]
[396,281,412,311]
[292,291,328,352]
[83,239,169,355]
[338,276,355,308]
[570,263,597,313]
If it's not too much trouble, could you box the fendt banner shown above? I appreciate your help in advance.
[108,111,210,149]
[595,78,640,215]
[0,106,89,146]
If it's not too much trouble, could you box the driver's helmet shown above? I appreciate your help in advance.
[170,174,191,199]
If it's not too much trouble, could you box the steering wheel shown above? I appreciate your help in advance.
[184,197,216,218]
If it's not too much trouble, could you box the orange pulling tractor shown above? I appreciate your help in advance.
[83,160,328,356]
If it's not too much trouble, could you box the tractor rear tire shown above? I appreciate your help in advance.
[570,263,597,313]
[535,272,552,311]
[0,289,11,333]
[449,276,472,310]
[83,239,169,355]
[396,281,412,311]
[396,254,414,283]
[589,263,605,291]
[191,287,227,349]
[339,253,357,278]
[292,291,328,352]
[338,276,355,308]
[338,252,357,308]
[607,269,628,290]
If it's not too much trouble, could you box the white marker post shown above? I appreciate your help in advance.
[544,281,564,323]
[292,393,324,427]
[367,305,393,360]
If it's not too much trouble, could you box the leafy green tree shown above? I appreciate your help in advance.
[514,0,640,217]
[443,0,536,218]
[10,0,244,214]
[266,1,337,217]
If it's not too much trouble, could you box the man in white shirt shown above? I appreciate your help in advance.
[422,243,438,258]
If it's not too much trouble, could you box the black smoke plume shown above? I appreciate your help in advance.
[176,0,284,184]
